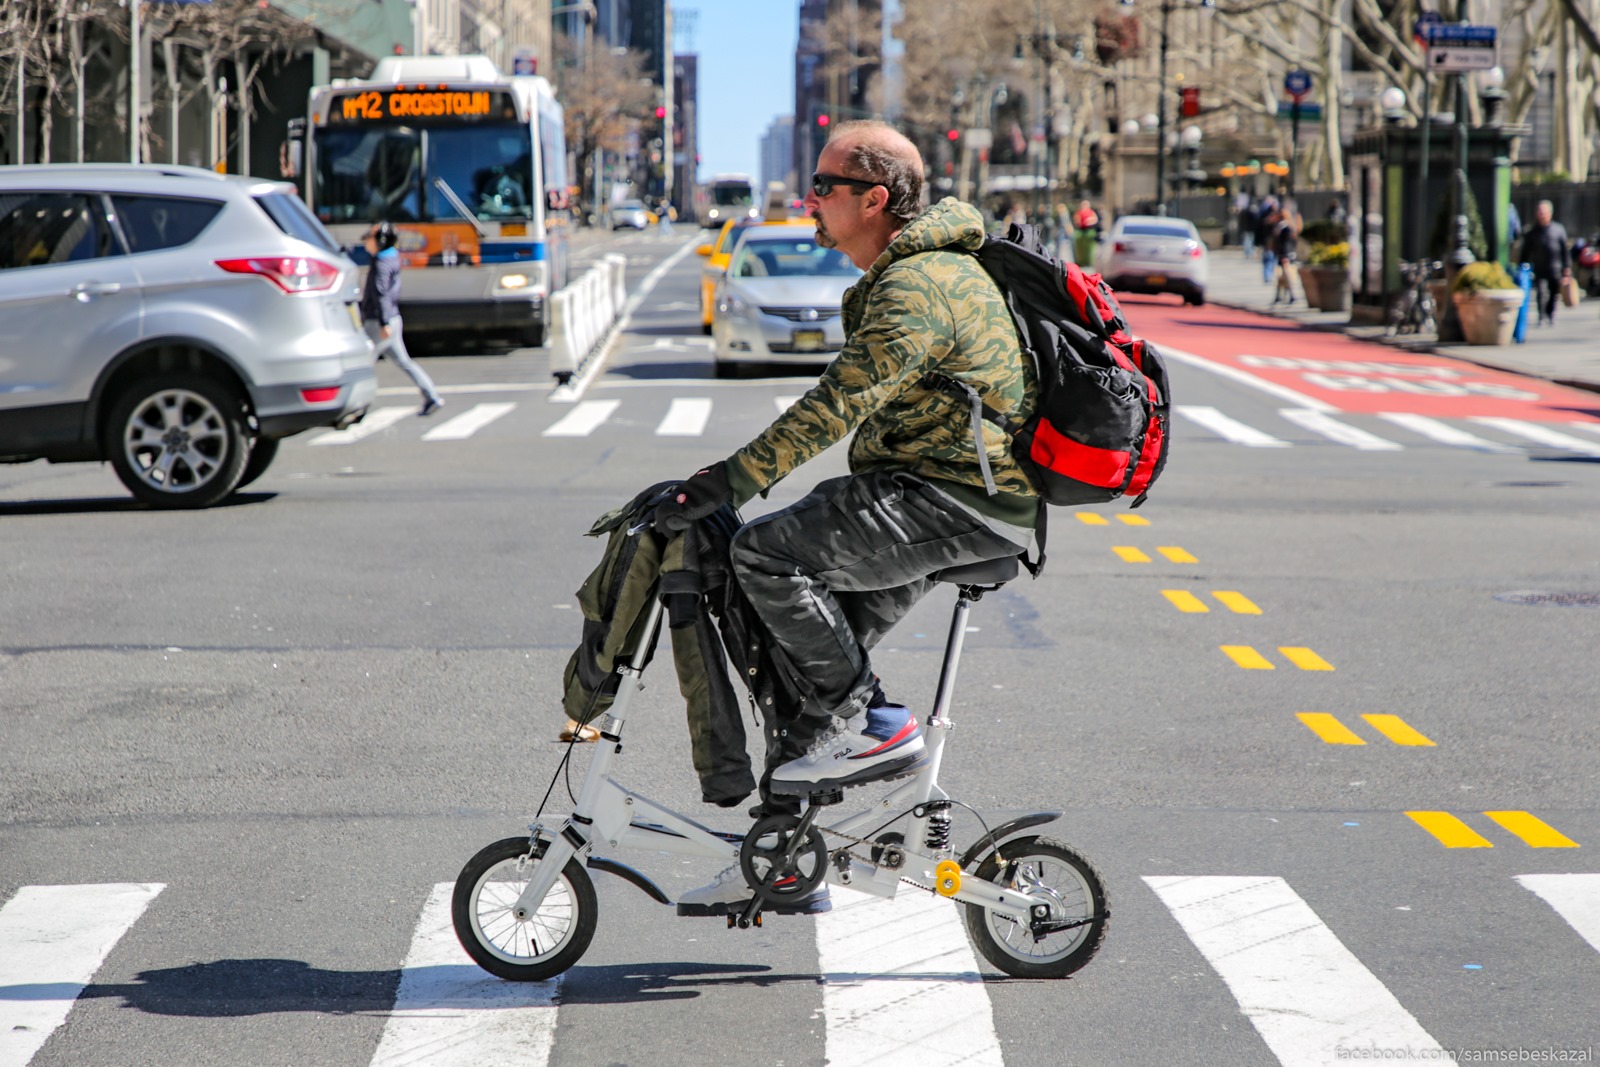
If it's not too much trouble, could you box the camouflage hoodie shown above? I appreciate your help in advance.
[724,198,1038,525]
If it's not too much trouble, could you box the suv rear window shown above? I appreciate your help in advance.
[0,193,120,270]
[111,195,223,253]
[1122,223,1193,239]
[254,191,340,253]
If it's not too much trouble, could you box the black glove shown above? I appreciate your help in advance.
[655,461,734,532]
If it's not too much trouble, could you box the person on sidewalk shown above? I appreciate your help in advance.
[1271,199,1303,305]
[1257,196,1279,283]
[1518,200,1572,326]
[360,222,444,417]
[1072,199,1100,267]
[656,119,1040,917]
[1238,196,1258,258]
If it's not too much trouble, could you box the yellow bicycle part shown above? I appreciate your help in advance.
[935,860,962,897]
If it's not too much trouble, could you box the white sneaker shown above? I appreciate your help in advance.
[769,705,927,796]
[676,863,831,917]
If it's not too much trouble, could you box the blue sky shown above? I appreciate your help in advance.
[683,1,797,182]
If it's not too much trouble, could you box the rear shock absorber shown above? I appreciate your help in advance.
[922,801,952,853]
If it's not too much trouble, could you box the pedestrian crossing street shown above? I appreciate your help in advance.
[5,872,1597,1066]
[304,390,1600,458]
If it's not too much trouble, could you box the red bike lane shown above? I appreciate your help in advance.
[1118,296,1600,425]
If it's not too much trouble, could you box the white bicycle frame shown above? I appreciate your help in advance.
[509,591,1050,927]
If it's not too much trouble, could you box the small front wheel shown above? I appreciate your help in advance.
[962,835,1107,979]
[452,836,597,981]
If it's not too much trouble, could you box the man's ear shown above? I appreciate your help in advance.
[865,184,889,218]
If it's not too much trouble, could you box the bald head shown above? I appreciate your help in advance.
[828,119,925,227]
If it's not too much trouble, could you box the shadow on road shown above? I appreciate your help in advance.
[0,493,276,516]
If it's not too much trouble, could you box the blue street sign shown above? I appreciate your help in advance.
[1414,9,1444,44]
[1423,24,1497,71]
[1284,69,1312,100]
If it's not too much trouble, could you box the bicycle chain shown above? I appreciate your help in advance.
[811,823,944,894]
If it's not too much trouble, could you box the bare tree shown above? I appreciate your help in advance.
[552,33,658,216]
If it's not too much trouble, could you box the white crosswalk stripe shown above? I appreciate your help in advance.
[422,403,517,442]
[543,399,621,437]
[370,883,558,1067]
[1377,412,1520,452]
[309,406,414,445]
[0,882,165,1067]
[816,891,1004,1067]
[1145,875,1444,1066]
[1469,417,1600,456]
[1516,874,1600,956]
[1279,408,1405,451]
[1176,405,1292,447]
[655,397,713,436]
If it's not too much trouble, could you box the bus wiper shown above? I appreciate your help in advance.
[431,178,487,238]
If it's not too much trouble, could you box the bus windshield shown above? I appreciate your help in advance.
[312,124,534,224]
[711,183,753,208]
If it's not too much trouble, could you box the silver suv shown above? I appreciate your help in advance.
[0,164,376,508]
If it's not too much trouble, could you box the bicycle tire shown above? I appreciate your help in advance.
[962,835,1108,979]
[453,836,597,981]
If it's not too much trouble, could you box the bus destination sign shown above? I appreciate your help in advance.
[330,89,515,124]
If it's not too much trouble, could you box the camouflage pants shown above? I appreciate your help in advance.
[730,470,1025,721]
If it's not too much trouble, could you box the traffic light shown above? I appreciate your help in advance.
[947,128,959,141]
[655,106,666,120]
[816,114,829,127]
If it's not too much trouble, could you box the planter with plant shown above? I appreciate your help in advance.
[1449,261,1524,346]
[1301,241,1352,312]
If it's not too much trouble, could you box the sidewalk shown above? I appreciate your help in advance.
[1202,247,1600,394]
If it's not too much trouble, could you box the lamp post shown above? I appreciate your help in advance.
[1135,0,1214,216]
[1436,55,1477,343]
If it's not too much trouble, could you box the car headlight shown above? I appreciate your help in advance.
[718,292,747,315]
[498,273,529,290]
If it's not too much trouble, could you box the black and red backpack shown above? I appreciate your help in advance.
[923,223,1172,571]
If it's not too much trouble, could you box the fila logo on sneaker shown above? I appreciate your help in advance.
[834,749,854,760]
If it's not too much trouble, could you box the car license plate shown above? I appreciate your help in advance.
[347,304,362,330]
[1146,274,1168,285]
[792,328,827,352]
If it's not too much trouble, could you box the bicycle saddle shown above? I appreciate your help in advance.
[932,556,1019,586]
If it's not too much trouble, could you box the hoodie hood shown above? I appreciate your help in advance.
[870,198,985,275]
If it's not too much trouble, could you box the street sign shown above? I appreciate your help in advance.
[1413,9,1444,46]
[1277,102,1324,123]
[1424,24,1498,71]
[511,48,538,76]
[1284,69,1312,101]
[963,128,993,151]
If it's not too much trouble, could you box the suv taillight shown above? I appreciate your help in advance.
[216,256,340,293]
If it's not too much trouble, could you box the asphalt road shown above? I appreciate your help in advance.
[3,226,1598,1067]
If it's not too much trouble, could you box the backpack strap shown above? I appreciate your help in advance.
[918,372,1012,497]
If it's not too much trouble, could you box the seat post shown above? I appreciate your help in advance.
[928,587,979,726]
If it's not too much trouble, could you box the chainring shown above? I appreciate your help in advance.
[738,814,828,905]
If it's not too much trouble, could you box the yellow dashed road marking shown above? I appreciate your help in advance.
[1221,645,1275,669]
[1484,811,1580,848]
[1157,546,1198,563]
[1407,811,1494,848]
[1297,712,1366,745]
[1117,514,1150,526]
[1279,646,1335,671]
[1360,714,1436,746]
[1113,546,1152,563]
[1211,591,1261,615]
[1162,590,1210,613]
[1075,512,1109,526]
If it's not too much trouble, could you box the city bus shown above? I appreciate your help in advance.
[701,173,758,228]
[286,54,569,347]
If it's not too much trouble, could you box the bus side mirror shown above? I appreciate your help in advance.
[696,244,712,257]
[281,117,306,180]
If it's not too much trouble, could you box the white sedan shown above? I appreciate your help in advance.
[711,226,863,378]
[1096,215,1209,305]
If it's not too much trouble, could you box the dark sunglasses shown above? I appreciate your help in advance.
[811,172,882,198]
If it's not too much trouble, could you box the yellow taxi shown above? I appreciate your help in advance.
[698,214,814,333]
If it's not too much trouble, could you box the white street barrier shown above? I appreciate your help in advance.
[548,253,626,382]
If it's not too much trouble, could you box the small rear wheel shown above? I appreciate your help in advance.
[962,835,1107,979]
[452,836,596,981]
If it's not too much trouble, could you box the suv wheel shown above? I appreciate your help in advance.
[236,435,280,490]
[107,374,249,509]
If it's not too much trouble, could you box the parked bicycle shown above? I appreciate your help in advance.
[1387,258,1441,336]
[451,551,1109,982]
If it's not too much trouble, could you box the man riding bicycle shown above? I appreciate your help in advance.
[655,120,1041,914]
